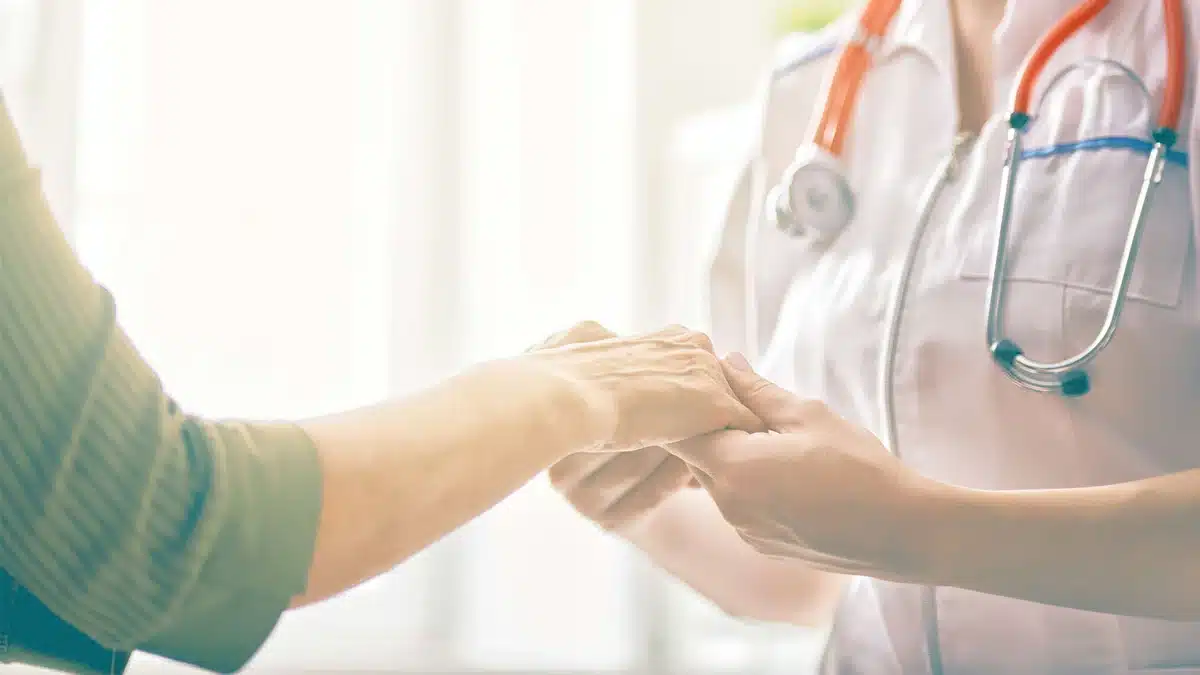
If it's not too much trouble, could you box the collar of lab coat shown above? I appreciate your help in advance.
[883,0,1091,114]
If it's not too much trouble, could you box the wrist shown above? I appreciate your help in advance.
[494,354,614,460]
[902,479,1054,589]
[891,477,980,585]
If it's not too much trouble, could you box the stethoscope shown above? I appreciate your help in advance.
[752,2,1187,674]
[765,0,1187,399]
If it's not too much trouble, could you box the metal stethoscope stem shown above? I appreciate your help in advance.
[984,53,1180,397]
[878,132,975,453]
[759,0,1185,672]
[772,0,1186,399]
[983,0,1187,395]
[876,132,974,675]
[986,126,1172,396]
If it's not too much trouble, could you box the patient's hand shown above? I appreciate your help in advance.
[525,320,763,453]
[532,321,726,528]
[550,448,692,531]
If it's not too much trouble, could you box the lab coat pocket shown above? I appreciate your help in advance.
[957,141,1191,311]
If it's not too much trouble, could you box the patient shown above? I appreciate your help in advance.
[0,92,761,674]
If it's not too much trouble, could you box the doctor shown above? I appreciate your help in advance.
[550,0,1200,672]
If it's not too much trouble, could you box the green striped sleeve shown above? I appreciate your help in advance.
[0,116,324,671]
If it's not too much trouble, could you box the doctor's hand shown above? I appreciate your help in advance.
[669,355,940,581]
[524,321,764,455]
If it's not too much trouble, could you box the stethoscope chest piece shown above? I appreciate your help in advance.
[770,144,854,243]
[989,338,1092,398]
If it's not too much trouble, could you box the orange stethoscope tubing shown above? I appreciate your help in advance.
[1011,0,1186,141]
[812,0,1187,154]
[809,0,903,156]
[987,0,1187,398]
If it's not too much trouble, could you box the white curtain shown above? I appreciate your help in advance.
[0,0,82,231]
[3,0,827,672]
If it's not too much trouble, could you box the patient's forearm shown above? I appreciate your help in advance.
[294,358,599,605]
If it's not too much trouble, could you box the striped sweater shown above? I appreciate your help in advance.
[0,98,323,673]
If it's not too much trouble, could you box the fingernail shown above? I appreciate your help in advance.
[725,352,752,372]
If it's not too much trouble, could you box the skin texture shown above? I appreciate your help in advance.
[546,326,845,626]
[545,0,1016,629]
[543,323,700,531]
[550,449,695,532]
[672,356,1200,622]
[671,355,940,582]
[292,322,762,606]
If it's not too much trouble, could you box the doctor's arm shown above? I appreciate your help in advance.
[917,468,1200,621]
[669,356,1200,623]
[550,453,846,626]
[543,325,845,628]
[623,489,848,626]
[936,55,1200,619]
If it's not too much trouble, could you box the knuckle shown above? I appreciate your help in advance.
[655,324,691,342]
[686,330,715,353]
[795,398,832,421]
[540,321,615,350]
[571,320,613,340]
[680,349,710,372]
[535,328,568,350]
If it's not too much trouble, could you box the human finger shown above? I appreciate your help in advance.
[601,455,692,525]
[721,354,826,432]
[679,326,716,355]
[548,452,619,494]
[639,324,718,355]
[572,447,671,495]
[709,368,769,434]
[552,448,682,528]
[667,429,750,475]
[529,320,616,352]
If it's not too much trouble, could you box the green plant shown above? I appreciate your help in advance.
[775,0,850,34]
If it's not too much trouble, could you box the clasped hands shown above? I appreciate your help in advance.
[531,321,943,583]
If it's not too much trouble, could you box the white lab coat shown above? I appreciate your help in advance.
[705,0,1200,672]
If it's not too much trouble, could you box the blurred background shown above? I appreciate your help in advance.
[1,0,849,672]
